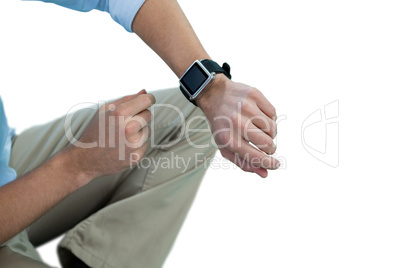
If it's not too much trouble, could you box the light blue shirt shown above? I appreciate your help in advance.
[0,98,17,187]
[1,0,145,187]
[28,0,146,32]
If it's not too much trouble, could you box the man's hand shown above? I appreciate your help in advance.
[0,90,155,244]
[131,0,279,177]
[66,89,155,185]
[197,75,279,178]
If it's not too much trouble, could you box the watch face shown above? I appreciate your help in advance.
[181,62,209,94]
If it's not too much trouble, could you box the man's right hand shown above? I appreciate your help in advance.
[65,89,155,185]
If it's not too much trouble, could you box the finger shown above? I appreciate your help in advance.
[243,123,276,155]
[116,93,156,119]
[125,117,148,135]
[127,125,151,148]
[230,137,280,170]
[106,89,147,110]
[247,112,277,139]
[128,109,152,132]
[241,102,277,139]
[221,148,268,178]
[255,94,277,121]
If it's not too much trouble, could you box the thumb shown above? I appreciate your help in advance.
[108,89,147,108]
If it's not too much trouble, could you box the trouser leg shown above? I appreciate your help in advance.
[0,230,53,267]
[5,88,216,268]
[57,88,216,268]
[0,95,102,267]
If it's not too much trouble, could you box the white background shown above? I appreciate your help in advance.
[1,0,402,267]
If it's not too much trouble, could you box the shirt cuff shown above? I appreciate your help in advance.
[108,0,146,32]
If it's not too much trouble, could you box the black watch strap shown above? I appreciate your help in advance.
[200,59,232,80]
[180,60,232,106]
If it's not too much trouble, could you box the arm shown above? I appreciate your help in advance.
[0,149,84,244]
[132,0,280,177]
[132,0,209,77]
[0,92,154,244]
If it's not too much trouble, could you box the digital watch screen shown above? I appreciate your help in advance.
[179,59,231,106]
[180,63,209,94]
[179,60,215,101]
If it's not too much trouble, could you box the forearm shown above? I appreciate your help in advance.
[132,0,210,77]
[0,149,88,244]
[131,0,279,178]
[0,91,154,244]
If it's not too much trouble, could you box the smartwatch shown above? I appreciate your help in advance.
[179,59,231,106]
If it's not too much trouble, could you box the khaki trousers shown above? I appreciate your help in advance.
[0,88,216,268]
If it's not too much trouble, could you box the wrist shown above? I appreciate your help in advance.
[54,146,95,189]
[196,74,230,111]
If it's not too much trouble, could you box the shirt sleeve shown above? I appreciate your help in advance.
[28,0,146,32]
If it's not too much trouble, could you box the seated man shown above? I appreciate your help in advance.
[0,0,279,267]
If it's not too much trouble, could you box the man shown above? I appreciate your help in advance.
[0,0,279,267]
